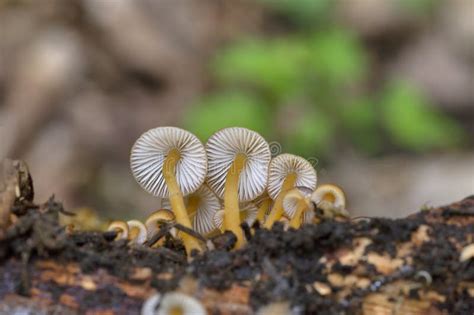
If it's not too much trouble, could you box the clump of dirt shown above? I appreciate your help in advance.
[0,196,473,314]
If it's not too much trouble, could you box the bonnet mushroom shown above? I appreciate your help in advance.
[127,220,148,244]
[107,220,129,240]
[311,184,349,218]
[141,292,206,315]
[145,209,176,237]
[162,185,220,236]
[283,187,315,229]
[264,154,317,228]
[206,127,271,248]
[130,127,207,255]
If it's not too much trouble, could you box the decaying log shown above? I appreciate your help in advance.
[0,160,472,314]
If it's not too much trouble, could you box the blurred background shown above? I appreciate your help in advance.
[0,0,472,221]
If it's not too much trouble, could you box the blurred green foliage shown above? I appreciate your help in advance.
[184,92,271,141]
[184,0,464,158]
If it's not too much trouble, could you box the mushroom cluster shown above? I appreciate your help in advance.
[106,126,349,256]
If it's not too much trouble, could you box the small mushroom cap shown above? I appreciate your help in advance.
[162,185,220,235]
[130,127,207,198]
[311,184,346,211]
[145,209,175,238]
[206,127,271,202]
[267,154,317,200]
[107,220,129,240]
[155,292,206,315]
[127,220,148,244]
[283,187,315,224]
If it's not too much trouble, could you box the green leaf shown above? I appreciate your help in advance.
[340,99,382,154]
[284,111,335,157]
[184,92,272,141]
[399,0,440,15]
[213,39,307,100]
[381,81,465,151]
[306,30,367,85]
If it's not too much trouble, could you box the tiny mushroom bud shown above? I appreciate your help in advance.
[127,220,148,245]
[206,127,271,248]
[264,154,317,228]
[131,127,207,255]
[141,292,206,315]
[107,220,129,240]
[145,209,176,240]
[283,187,315,229]
[162,185,220,236]
[311,184,349,218]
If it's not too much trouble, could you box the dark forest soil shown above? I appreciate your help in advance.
[0,196,473,314]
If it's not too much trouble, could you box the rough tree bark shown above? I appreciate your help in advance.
[0,160,472,315]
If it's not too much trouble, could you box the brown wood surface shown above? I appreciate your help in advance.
[0,160,472,314]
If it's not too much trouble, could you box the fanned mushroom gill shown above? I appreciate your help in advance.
[206,127,271,248]
[254,192,272,223]
[311,184,349,218]
[283,187,315,229]
[145,209,176,238]
[162,184,220,236]
[130,127,207,255]
[264,154,317,228]
[213,202,258,233]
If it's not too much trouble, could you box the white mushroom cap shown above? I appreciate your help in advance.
[107,221,129,240]
[213,202,258,231]
[162,185,220,235]
[141,292,206,315]
[145,209,176,239]
[283,187,315,224]
[206,127,271,202]
[311,184,346,212]
[127,220,148,245]
[267,154,317,200]
[130,127,207,198]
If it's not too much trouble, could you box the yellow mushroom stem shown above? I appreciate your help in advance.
[263,173,297,228]
[256,197,271,223]
[288,198,310,229]
[186,194,200,217]
[163,148,202,255]
[223,153,247,248]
